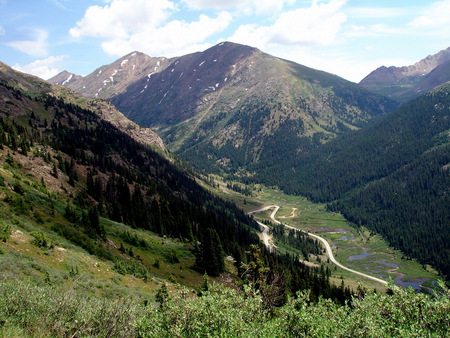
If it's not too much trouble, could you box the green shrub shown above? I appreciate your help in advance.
[30,231,54,249]
[114,259,149,281]
[0,280,139,337]
[0,222,11,242]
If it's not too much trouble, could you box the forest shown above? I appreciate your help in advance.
[249,85,450,278]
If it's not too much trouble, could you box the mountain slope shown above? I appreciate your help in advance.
[1,61,350,304]
[1,62,166,151]
[0,61,261,279]
[253,82,450,277]
[108,42,397,173]
[360,46,450,101]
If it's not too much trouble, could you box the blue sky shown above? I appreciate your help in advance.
[1,0,450,82]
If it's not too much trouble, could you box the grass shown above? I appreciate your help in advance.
[0,160,214,300]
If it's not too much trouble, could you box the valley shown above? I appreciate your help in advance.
[217,182,438,292]
[0,39,449,336]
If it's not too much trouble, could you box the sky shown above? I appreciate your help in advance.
[1,0,450,83]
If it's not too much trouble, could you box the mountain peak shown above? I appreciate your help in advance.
[360,46,450,101]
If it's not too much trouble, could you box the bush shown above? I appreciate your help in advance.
[0,222,11,242]
[0,280,139,337]
[30,231,54,249]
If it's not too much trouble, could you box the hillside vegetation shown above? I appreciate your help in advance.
[0,279,448,337]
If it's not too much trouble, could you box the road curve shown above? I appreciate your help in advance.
[248,205,388,286]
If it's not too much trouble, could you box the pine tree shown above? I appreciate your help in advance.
[196,228,225,276]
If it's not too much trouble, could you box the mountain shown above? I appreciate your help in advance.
[253,82,450,277]
[105,42,396,173]
[49,70,83,86]
[360,46,450,102]
[49,51,173,99]
[1,62,165,151]
[1,61,351,308]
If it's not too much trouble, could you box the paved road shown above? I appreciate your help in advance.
[248,205,388,286]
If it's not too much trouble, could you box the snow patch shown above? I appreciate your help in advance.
[214,59,217,62]
[121,59,129,67]
[62,74,73,86]
[219,42,224,46]
[131,52,137,56]
[215,83,219,88]
[132,65,136,70]
[179,72,184,79]
[171,69,174,72]
[112,69,118,76]
[158,91,170,105]
[97,70,102,76]
[224,77,228,82]
[199,61,205,67]
[157,60,161,67]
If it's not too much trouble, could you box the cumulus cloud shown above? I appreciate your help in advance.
[70,0,233,57]
[181,0,241,9]
[70,0,176,39]
[6,28,49,57]
[346,7,407,19]
[100,11,232,56]
[12,55,68,80]
[230,0,347,47]
[182,0,294,15]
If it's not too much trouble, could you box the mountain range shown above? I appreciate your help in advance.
[50,42,398,173]
[360,46,450,102]
[1,59,350,305]
[45,42,450,277]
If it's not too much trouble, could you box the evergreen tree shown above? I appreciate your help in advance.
[196,228,225,276]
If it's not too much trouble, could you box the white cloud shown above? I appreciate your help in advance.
[12,55,68,80]
[101,11,233,57]
[182,0,295,15]
[181,0,241,9]
[270,0,347,45]
[70,0,176,39]
[346,7,407,19]
[70,0,233,57]
[408,0,450,35]
[6,28,49,57]
[230,0,347,47]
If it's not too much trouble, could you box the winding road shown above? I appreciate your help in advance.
[248,205,388,286]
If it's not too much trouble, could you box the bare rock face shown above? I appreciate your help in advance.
[88,99,166,152]
[360,47,450,101]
